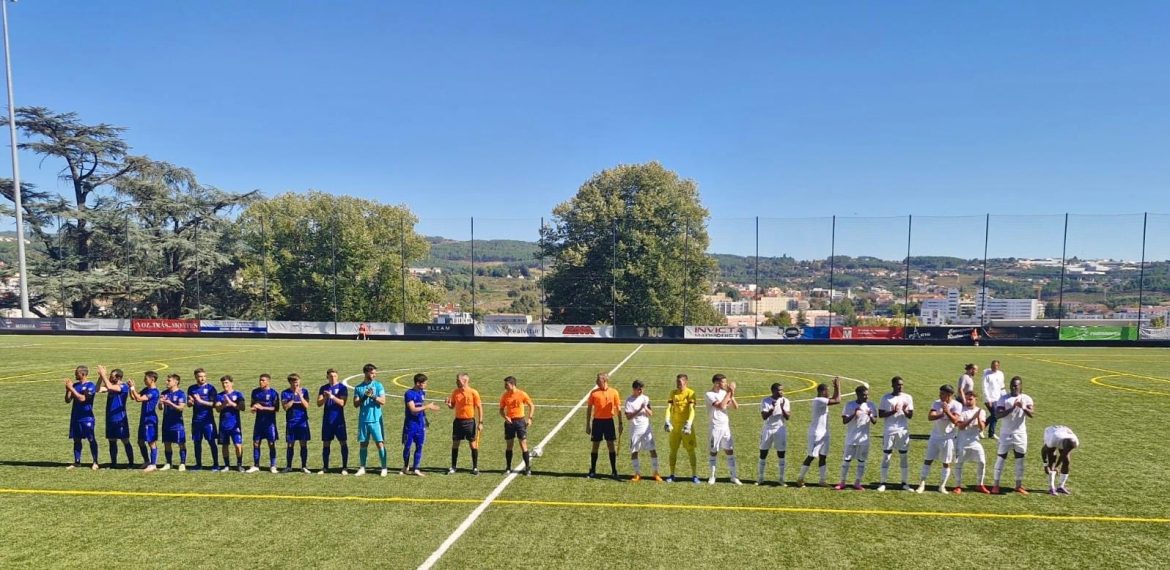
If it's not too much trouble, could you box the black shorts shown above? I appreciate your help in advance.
[504,418,528,441]
[591,418,616,442]
[453,419,477,441]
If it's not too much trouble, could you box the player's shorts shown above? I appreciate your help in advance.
[1043,426,1078,450]
[590,418,617,442]
[285,424,311,443]
[322,419,348,442]
[709,426,733,452]
[218,426,243,445]
[162,424,186,444]
[956,442,986,464]
[759,424,787,452]
[358,421,384,443]
[68,418,95,440]
[504,418,528,441]
[105,419,130,440]
[629,425,655,452]
[843,441,871,462]
[883,430,910,452]
[997,432,1027,456]
[402,425,426,448]
[191,421,218,443]
[253,420,278,443]
[924,436,955,463]
[668,427,697,450]
[806,432,830,457]
[452,419,477,441]
[138,422,158,443]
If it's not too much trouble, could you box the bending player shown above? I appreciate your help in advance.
[97,366,135,468]
[705,374,741,485]
[877,376,914,492]
[128,371,161,471]
[317,368,350,475]
[586,372,622,480]
[353,363,388,477]
[797,376,841,487]
[917,384,961,493]
[992,376,1034,495]
[757,383,791,486]
[664,374,699,484]
[446,372,483,475]
[499,376,535,475]
[1041,425,1078,495]
[624,379,662,482]
[216,376,247,472]
[247,373,280,473]
[64,365,100,470]
[159,373,188,471]
[953,389,990,494]
[403,373,441,476]
[835,385,877,490]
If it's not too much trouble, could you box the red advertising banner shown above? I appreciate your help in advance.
[131,319,201,334]
[830,326,905,340]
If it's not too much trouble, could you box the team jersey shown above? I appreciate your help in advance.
[808,396,831,437]
[318,383,349,424]
[879,392,914,434]
[930,399,963,438]
[403,388,428,429]
[105,384,129,425]
[666,387,696,424]
[957,374,975,397]
[216,390,246,431]
[587,387,621,420]
[449,387,481,420]
[138,387,160,425]
[161,389,186,429]
[705,389,730,430]
[995,393,1034,437]
[956,406,985,448]
[281,387,311,428]
[842,400,877,445]
[354,380,385,424]
[760,396,790,428]
[624,394,652,429]
[500,389,533,420]
[251,387,279,423]
[982,369,1005,404]
[187,383,218,424]
[68,381,97,423]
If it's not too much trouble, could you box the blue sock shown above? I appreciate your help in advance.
[286,447,293,469]
[402,445,411,468]
[88,439,99,464]
[413,446,423,470]
[123,441,135,465]
[359,447,368,467]
[253,447,261,465]
[73,440,82,464]
[221,448,231,468]
[109,441,119,465]
[209,442,220,468]
[269,446,277,467]
[323,447,331,471]
[379,447,387,468]
[299,446,308,469]
[194,442,203,467]
[138,441,149,464]
[165,449,173,465]
[179,448,187,465]
[150,448,157,465]
[340,444,349,469]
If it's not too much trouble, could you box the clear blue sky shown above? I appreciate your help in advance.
[4,1,1170,260]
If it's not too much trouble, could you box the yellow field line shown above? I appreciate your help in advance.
[1090,374,1170,397]
[1,487,1166,525]
[1019,356,1170,397]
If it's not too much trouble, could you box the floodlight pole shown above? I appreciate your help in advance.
[2,0,29,317]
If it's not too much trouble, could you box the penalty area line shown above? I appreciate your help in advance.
[416,343,646,570]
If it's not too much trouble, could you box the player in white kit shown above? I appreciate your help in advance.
[877,376,914,492]
[952,390,991,494]
[916,384,962,494]
[992,376,1034,495]
[834,385,877,491]
[797,376,841,487]
[1041,425,1077,495]
[982,360,1005,440]
[957,363,977,400]
[624,379,662,482]
[757,383,791,486]
[705,374,741,485]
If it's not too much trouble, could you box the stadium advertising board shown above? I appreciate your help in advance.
[475,324,544,337]
[830,326,905,340]
[266,321,336,335]
[0,318,66,331]
[1140,326,1170,340]
[617,325,684,340]
[65,318,132,332]
[200,320,268,334]
[333,322,402,336]
[404,323,475,337]
[131,319,200,334]
[684,326,755,340]
[903,327,975,342]
[1059,326,1138,341]
[543,324,615,338]
[984,326,1058,341]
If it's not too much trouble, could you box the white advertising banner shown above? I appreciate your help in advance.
[684,325,757,340]
[66,318,132,332]
[1140,327,1170,340]
[336,322,404,336]
[475,323,545,337]
[542,324,615,338]
[265,321,335,335]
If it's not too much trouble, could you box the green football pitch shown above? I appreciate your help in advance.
[1,336,1167,568]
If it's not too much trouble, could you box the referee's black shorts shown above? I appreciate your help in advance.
[591,418,616,442]
[504,418,528,441]
[452,418,477,441]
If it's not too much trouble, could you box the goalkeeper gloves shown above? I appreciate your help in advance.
[683,422,692,435]
[664,421,673,433]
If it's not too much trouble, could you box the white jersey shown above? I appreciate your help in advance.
[930,399,963,439]
[706,390,730,431]
[996,393,1034,437]
[982,369,1005,404]
[760,396,790,428]
[808,396,830,437]
[956,406,985,448]
[879,392,914,435]
[842,401,877,445]
[957,374,975,397]
[1043,425,1078,449]
[623,394,651,430]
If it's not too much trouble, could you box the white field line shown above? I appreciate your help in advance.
[416,344,645,570]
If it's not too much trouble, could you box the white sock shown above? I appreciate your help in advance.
[1014,457,1025,486]
[1059,473,1068,487]
[954,463,964,486]
[899,453,909,484]
[940,467,950,488]
[993,456,1005,485]
[779,458,787,483]
[1048,469,1057,489]
[839,460,851,484]
[631,457,640,475]
[798,463,810,480]
[976,462,985,485]
[728,456,738,478]
[709,456,717,478]
[651,456,659,474]
[758,459,766,481]
[856,461,867,484]
[818,463,827,483]
[880,453,890,484]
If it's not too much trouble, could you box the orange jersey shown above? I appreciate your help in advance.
[587,387,621,420]
[500,389,533,420]
[449,387,481,420]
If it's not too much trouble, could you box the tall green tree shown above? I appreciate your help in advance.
[237,192,440,322]
[540,162,722,325]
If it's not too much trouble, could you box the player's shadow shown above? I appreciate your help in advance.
[0,460,77,468]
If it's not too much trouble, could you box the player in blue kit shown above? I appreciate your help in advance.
[402,373,441,476]
[97,366,135,468]
[317,368,350,475]
[282,373,312,473]
[247,374,280,473]
[353,363,388,477]
[64,365,100,470]
[159,374,188,471]
[186,368,220,471]
[216,375,247,473]
[128,371,161,472]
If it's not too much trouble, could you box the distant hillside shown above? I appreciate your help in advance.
[425,236,539,264]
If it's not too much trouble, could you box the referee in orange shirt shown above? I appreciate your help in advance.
[446,372,483,475]
[586,372,623,480]
[499,376,535,475]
